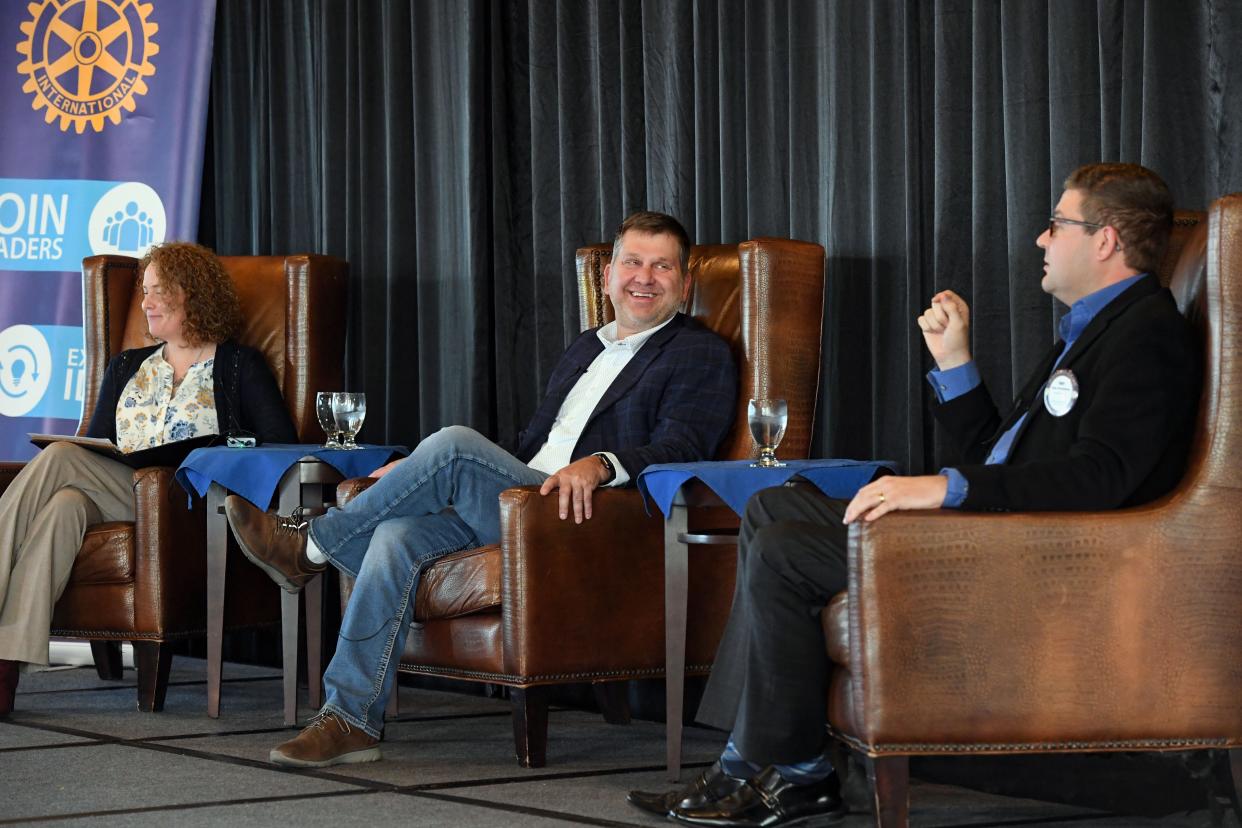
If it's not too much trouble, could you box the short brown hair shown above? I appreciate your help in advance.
[612,210,692,271]
[1063,163,1173,275]
[137,242,242,345]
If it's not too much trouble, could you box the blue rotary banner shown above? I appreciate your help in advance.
[0,0,216,460]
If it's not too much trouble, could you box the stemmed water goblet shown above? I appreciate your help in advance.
[748,398,788,468]
[331,392,367,449]
[315,391,342,448]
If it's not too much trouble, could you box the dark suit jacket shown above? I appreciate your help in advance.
[86,340,297,446]
[933,274,1200,511]
[513,313,737,477]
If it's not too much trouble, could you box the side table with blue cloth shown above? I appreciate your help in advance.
[176,444,407,724]
[176,444,405,510]
[637,458,897,780]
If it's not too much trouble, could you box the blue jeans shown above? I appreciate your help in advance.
[307,425,548,738]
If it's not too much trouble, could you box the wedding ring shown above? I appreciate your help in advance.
[877,492,886,503]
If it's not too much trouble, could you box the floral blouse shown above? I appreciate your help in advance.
[115,347,219,453]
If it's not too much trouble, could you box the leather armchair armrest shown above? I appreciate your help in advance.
[337,476,377,507]
[130,466,207,635]
[0,461,24,497]
[841,498,1234,746]
[497,485,667,679]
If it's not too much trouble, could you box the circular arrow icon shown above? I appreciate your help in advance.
[0,325,52,416]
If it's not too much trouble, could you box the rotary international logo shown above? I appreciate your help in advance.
[15,0,158,134]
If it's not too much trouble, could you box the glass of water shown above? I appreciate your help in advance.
[331,392,367,449]
[315,391,342,448]
[748,398,788,468]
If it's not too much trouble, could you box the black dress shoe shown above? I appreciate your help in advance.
[626,760,746,817]
[670,765,846,827]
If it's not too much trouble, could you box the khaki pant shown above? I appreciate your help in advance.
[0,442,134,667]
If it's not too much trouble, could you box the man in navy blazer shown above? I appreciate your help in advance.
[226,210,737,768]
[632,165,1200,828]
[512,311,737,477]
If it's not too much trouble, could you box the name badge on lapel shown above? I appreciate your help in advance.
[1043,369,1079,417]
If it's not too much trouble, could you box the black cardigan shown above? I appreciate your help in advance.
[86,340,297,445]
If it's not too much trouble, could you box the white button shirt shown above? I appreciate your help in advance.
[526,316,674,485]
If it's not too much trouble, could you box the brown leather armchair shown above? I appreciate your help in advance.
[824,200,1237,826]
[0,253,347,711]
[338,238,826,766]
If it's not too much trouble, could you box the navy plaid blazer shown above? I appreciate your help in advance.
[513,313,737,478]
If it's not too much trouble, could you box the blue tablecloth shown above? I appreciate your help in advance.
[175,443,409,509]
[638,458,899,518]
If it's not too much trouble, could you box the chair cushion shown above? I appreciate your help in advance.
[413,544,502,622]
[401,613,506,676]
[70,522,135,585]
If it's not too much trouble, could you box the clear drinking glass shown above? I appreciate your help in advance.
[315,391,342,448]
[748,398,788,468]
[331,392,367,449]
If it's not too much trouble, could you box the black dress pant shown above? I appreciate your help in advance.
[695,482,848,765]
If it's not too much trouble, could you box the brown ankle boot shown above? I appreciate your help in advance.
[270,711,381,768]
[0,659,19,717]
[224,495,326,593]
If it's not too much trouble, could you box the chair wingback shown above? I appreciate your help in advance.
[575,238,826,460]
[1187,195,1242,493]
[78,253,348,442]
[79,255,140,434]
[1145,201,1242,497]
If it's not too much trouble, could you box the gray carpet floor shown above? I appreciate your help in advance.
[0,658,1230,826]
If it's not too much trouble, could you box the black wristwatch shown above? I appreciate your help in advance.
[593,452,616,484]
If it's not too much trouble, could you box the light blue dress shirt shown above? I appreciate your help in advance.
[927,273,1148,507]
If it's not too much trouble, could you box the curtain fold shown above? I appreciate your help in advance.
[201,0,1242,474]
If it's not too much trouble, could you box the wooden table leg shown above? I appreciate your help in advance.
[277,468,303,726]
[300,481,325,712]
[664,502,689,781]
[305,573,323,711]
[280,589,300,726]
[206,483,227,718]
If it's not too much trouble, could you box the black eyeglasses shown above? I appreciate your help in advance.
[1048,216,1105,236]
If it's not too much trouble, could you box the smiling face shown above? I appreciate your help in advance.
[140,263,188,344]
[603,230,691,339]
[1036,188,1108,306]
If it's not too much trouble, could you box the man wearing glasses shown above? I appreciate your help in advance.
[630,163,1201,828]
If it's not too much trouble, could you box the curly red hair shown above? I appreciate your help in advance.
[137,242,242,345]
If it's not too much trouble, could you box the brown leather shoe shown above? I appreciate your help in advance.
[270,712,381,768]
[224,495,326,594]
[0,659,18,717]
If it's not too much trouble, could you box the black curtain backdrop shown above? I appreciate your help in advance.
[199,0,1242,475]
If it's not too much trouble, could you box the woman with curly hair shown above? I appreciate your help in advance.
[0,241,296,715]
